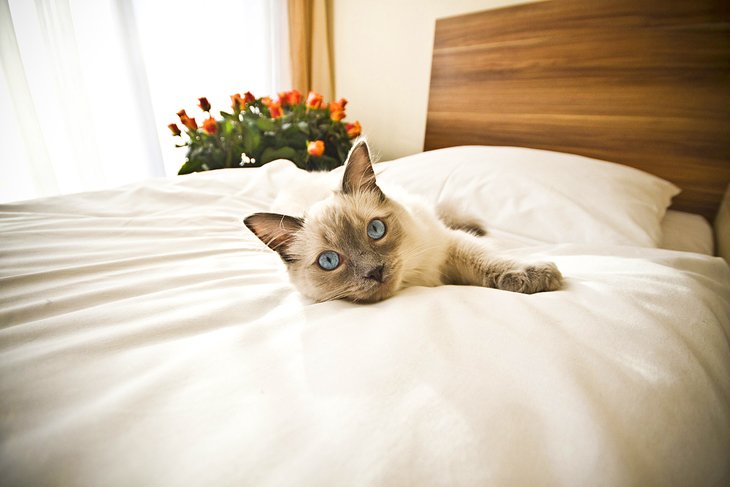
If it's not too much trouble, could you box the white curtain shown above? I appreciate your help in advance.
[0,0,290,203]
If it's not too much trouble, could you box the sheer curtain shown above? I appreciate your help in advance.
[0,0,290,203]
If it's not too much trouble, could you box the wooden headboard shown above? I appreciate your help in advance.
[424,0,730,221]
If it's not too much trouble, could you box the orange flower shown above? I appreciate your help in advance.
[231,93,244,111]
[306,91,324,109]
[268,101,283,118]
[202,117,217,134]
[177,109,197,130]
[168,123,182,136]
[346,121,361,138]
[288,89,302,105]
[278,89,302,106]
[261,96,273,107]
[329,98,347,121]
[198,97,211,112]
[331,98,347,110]
[307,140,325,157]
[243,91,256,104]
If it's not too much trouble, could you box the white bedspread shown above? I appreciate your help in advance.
[1,161,729,486]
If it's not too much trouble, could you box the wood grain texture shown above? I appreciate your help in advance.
[424,0,730,221]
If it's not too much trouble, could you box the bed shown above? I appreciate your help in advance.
[2,1,729,486]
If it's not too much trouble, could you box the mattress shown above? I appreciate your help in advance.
[1,147,729,486]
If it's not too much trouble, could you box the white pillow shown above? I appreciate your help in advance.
[659,210,713,255]
[374,146,680,247]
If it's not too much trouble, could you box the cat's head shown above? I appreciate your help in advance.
[244,140,406,303]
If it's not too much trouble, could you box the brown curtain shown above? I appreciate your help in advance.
[288,0,333,100]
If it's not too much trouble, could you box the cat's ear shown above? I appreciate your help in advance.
[244,213,304,263]
[342,139,384,199]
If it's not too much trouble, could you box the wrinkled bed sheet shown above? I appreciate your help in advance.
[1,162,729,486]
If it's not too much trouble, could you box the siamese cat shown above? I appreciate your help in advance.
[244,140,563,303]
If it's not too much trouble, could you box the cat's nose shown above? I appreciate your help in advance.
[365,265,385,283]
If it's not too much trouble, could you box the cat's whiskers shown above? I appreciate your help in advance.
[322,281,361,302]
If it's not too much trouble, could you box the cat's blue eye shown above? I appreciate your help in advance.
[367,219,386,240]
[317,251,340,270]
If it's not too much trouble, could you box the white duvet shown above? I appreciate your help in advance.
[1,151,729,487]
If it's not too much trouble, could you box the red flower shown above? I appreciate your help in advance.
[243,91,256,104]
[307,140,325,157]
[329,98,347,121]
[346,121,361,138]
[198,97,211,112]
[177,109,197,131]
[306,91,324,109]
[202,117,217,134]
[168,123,182,136]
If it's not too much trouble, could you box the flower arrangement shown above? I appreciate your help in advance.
[169,90,362,175]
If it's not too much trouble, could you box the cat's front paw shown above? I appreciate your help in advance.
[496,262,563,294]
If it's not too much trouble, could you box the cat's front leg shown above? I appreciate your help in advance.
[444,239,563,294]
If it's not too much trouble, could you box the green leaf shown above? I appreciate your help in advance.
[178,159,204,175]
[261,146,298,164]
[286,131,308,148]
[256,117,276,131]
[243,128,261,155]
[320,155,339,170]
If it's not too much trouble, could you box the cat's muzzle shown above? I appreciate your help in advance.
[364,264,385,283]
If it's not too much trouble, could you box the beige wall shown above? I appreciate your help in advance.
[331,0,538,161]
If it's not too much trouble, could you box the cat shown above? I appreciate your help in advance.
[244,140,563,303]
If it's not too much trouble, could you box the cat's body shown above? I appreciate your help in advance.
[245,140,562,303]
